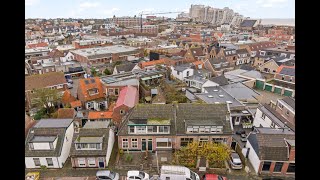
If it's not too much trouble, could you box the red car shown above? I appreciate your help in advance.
[202,173,228,180]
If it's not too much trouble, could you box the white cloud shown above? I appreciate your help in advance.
[25,0,39,6]
[256,0,288,8]
[79,2,100,8]
[102,8,120,15]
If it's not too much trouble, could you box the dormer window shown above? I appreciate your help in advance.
[88,88,99,96]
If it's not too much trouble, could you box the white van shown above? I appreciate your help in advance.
[160,165,200,180]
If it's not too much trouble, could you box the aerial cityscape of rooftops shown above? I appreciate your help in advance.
[25,1,295,180]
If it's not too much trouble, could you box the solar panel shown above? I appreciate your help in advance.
[90,79,96,83]
[84,80,89,84]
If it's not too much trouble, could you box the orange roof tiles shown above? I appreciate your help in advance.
[70,100,82,108]
[27,42,48,48]
[140,59,165,68]
[88,111,113,119]
[77,77,105,102]
[276,65,294,73]
[61,90,76,105]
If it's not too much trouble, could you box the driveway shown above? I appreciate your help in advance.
[69,78,79,98]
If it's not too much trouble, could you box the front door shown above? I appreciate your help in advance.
[98,158,105,168]
[148,139,153,151]
[142,139,147,151]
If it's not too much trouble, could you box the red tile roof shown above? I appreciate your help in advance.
[48,49,64,58]
[57,108,76,118]
[140,59,165,68]
[77,77,105,102]
[70,100,82,108]
[114,86,138,109]
[88,111,113,119]
[27,42,48,48]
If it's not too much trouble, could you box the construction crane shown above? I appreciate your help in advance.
[138,11,183,33]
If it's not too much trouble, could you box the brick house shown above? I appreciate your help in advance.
[71,45,142,67]
[112,86,139,125]
[273,97,295,126]
[70,121,115,168]
[203,57,233,76]
[25,72,68,111]
[245,128,295,177]
[117,103,233,152]
[77,77,107,111]
[184,47,205,62]
[217,48,238,66]
[61,90,77,107]
[274,66,295,84]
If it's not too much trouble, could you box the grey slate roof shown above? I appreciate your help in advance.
[70,127,110,157]
[118,103,232,136]
[240,20,257,27]
[209,57,227,64]
[239,65,255,71]
[259,105,295,131]
[174,64,191,72]
[195,86,243,108]
[279,67,295,77]
[176,104,232,135]
[115,63,136,73]
[236,49,249,54]
[25,128,68,157]
[209,75,229,86]
[221,82,260,101]
[247,131,295,161]
[281,97,295,110]
[34,119,73,128]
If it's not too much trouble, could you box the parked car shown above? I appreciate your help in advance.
[127,170,149,180]
[25,172,40,180]
[67,79,73,84]
[67,83,73,89]
[235,130,245,135]
[160,165,200,180]
[240,133,247,142]
[96,170,119,180]
[229,152,242,170]
[202,173,227,180]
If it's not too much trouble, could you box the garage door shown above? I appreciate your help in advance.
[264,85,273,92]
[255,80,265,90]
[274,87,282,94]
[284,90,293,97]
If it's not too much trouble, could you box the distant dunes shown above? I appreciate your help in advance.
[260,18,295,26]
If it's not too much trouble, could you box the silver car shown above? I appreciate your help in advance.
[96,170,120,180]
[229,152,243,170]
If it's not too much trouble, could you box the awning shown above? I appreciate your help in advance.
[141,77,152,81]
[156,138,170,142]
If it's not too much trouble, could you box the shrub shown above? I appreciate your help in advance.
[119,149,124,155]
[40,165,47,170]
[125,153,133,162]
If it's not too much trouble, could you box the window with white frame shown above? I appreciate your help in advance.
[147,126,157,133]
[212,138,227,143]
[49,142,54,150]
[261,113,266,120]
[108,88,114,94]
[271,122,276,128]
[46,158,53,166]
[199,138,209,147]
[33,158,41,166]
[78,158,86,167]
[46,68,49,72]
[158,126,169,133]
[136,126,146,133]
[156,138,172,148]
[180,138,193,146]
[88,158,96,167]
[57,84,63,89]
[131,138,138,148]
[75,143,102,150]
[122,139,128,148]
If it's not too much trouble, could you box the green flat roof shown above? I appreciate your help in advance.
[147,118,171,125]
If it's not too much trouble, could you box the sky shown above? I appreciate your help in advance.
[25,0,295,19]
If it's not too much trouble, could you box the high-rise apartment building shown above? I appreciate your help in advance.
[189,4,244,26]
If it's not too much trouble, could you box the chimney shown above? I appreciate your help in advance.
[101,113,104,117]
